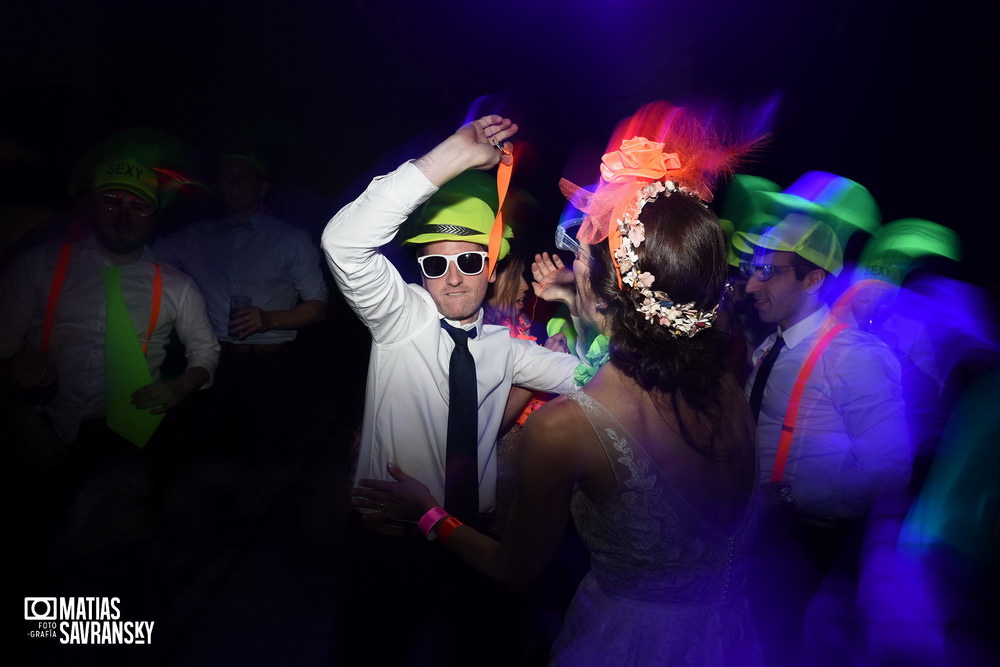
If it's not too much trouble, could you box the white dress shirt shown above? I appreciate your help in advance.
[322,161,579,512]
[0,235,220,442]
[746,305,911,519]
[155,211,329,345]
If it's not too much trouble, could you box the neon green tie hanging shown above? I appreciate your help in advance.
[101,264,163,447]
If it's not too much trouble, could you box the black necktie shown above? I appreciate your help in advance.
[748,333,784,423]
[440,320,479,523]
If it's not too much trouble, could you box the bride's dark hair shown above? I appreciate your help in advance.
[589,192,732,454]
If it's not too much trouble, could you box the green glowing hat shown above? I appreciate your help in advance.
[737,213,845,276]
[92,158,159,207]
[854,218,961,285]
[725,170,882,277]
[729,221,777,268]
[722,174,781,268]
[402,170,512,260]
[721,174,782,229]
[757,171,881,248]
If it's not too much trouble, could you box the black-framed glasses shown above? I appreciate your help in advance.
[739,262,796,282]
[417,251,488,279]
[97,192,156,217]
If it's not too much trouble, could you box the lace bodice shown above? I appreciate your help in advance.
[567,390,756,604]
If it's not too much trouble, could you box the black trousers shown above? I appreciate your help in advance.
[336,518,549,667]
[747,506,866,667]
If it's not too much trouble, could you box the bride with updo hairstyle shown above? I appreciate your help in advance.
[584,188,738,456]
[362,101,766,666]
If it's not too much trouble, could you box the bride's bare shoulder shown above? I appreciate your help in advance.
[521,393,593,448]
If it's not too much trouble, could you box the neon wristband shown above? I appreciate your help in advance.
[417,507,449,540]
[437,516,464,546]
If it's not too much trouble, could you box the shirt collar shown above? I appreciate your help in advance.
[224,209,269,230]
[779,304,830,350]
[441,310,483,339]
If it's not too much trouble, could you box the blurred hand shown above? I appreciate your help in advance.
[531,252,576,306]
[544,332,569,354]
[10,349,57,389]
[131,378,184,414]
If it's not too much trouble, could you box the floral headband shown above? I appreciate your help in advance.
[561,137,719,338]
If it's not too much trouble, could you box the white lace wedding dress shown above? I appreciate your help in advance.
[550,391,762,666]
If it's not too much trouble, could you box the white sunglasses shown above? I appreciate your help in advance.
[417,251,489,279]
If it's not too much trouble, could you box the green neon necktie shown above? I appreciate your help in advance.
[101,264,163,447]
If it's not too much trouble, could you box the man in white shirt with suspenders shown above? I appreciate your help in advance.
[738,214,911,665]
[1,158,218,451]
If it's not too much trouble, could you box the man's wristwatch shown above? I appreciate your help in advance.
[775,484,795,505]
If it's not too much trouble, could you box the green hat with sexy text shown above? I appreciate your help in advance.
[92,158,159,207]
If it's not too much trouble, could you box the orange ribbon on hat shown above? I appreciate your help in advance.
[487,154,512,280]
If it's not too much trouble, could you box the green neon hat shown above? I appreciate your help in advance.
[402,170,512,260]
[853,218,961,285]
[728,220,778,268]
[92,158,159,207]
[737,213,845,276]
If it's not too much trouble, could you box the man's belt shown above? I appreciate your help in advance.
[221,341,288,355]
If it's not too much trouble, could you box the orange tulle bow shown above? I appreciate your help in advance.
[600,138,681,184]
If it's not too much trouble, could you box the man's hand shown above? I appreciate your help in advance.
[354,462,440,520]
[531,252,576,308]
[414,115,519,187]
[130,367,209,414]
[229,300,326,338]
[228,305,269,339]
[454,114,517,169]
[131,379,183,414]
[9,349,57,389]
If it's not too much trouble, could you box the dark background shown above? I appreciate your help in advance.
[4,3,998,663]
[2,0,995,286]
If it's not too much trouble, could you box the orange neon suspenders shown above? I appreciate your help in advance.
[487,157,512,280]
[143,265,163,354]
[770,322,850,483]
[41,243,74,352]
[41,242,163,355]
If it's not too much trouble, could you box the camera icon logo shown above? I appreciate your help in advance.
[25,598,58,621]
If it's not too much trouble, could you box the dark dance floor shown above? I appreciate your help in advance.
[12,327,360,667]
[10,329,1000,667]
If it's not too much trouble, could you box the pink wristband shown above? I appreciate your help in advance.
[417,507,449,540]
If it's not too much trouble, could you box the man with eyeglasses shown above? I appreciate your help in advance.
[1,157,219,448]
[1,157,219,594]
[737,213,911,665]
[321,115,579,665]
